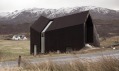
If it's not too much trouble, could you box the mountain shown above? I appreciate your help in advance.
[0,6,119,24]
[0,6,119,37]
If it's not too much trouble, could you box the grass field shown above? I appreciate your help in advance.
[0,40,30,61]
[0,36,119,71]
[0,36,119,61]
[101,36,119,47]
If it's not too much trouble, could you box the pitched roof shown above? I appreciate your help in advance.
[31,11,89,32]
[31,16,50,33]
[47,11,89,31]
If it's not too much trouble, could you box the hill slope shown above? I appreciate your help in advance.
[0,6,119,37]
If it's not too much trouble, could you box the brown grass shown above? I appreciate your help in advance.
[101,36,119,48]
[0,40,31,61]
[12,56,119,71]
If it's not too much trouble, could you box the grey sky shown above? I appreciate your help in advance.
[0,0,119,12]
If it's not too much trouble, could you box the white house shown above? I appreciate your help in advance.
[12,35,27,40]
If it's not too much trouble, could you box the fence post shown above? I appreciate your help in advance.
[18,55,21,67]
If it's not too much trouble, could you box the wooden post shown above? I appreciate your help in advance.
[18,55,21,67]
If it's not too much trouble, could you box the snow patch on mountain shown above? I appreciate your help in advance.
[0,12,11,17]
[78,6,110,14]
[0,6,112,19]
[0,6,119,24]
[0,10,22,19]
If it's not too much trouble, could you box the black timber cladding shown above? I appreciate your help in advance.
[45,24,85,52]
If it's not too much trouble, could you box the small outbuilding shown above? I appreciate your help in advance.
[12,35,27,40]
[30,11,100,54]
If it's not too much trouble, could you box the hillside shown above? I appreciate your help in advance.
[0,6,119,37]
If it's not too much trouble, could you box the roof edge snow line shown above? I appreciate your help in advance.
[42,21,53,33]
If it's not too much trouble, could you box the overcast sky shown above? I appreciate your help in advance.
[0,0,119,12]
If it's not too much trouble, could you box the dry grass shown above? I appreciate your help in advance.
[0,67,20,71]
[22,56,119,71]
[0,40,30,61]
[1,56,118,71]
[101,36,119,48]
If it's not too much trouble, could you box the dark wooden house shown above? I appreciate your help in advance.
[30,11,100,54]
